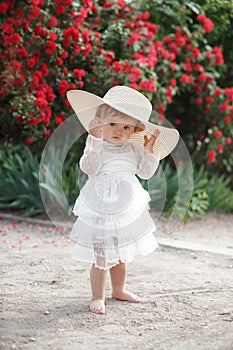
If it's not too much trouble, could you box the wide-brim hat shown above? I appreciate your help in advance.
[67,85,179,159]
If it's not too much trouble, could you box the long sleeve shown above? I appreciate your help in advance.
[136,148,160,180]
[79,134,103,176]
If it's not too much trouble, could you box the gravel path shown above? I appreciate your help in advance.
[1,213,233,350]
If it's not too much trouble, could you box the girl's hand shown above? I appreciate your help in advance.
[144,129,160,153]
[89,117,103,138]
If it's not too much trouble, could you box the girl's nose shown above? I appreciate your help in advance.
[115,126,122,134]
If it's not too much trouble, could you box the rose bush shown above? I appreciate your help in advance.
[0,0,232,177]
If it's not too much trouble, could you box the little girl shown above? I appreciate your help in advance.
[67,86,179,315]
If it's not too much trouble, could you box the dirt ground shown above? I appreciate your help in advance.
[1,212,233,350]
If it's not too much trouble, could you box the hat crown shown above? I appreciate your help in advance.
[103,86,152,122]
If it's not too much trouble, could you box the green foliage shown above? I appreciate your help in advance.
[207,174,233,212]
[149,164,233,221]
[0,145,44,216]
[0,146,232,219]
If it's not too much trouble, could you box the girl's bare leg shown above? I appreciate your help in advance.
[110,262,141,302]
[90,264,106,314]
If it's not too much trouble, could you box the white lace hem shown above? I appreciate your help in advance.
[71,230,159,270]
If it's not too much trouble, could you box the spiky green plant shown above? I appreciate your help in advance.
[0,145,44,216]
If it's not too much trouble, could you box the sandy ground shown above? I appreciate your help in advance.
[0,212,233,350]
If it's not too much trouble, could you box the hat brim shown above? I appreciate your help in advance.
[67,90,179,160]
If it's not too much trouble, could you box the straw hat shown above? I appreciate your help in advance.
[67,85,179,159]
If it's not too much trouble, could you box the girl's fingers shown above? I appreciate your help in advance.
[154,129,161,138]
[144,134,155,145]
[144,129,160,152]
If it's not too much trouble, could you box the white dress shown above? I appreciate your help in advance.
[70,134,160,269]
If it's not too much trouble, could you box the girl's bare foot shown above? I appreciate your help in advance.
[112,290,141,303]
[90,298,105,315]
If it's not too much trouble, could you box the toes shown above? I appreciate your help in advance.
[112,291,141,303]
[90,300,105,315]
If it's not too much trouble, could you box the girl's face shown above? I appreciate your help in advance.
[99,114,137,144]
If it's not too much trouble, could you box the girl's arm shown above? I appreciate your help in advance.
[137,149,160,180]
[79,134,103,176]
[136,130,161,179]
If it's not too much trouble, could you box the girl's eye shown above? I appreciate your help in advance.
[124,125,130,130]
[110,122,116,127]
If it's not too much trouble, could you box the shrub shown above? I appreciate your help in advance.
[0,145,43,216]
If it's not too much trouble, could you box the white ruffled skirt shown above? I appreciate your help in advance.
[70,173,159,269]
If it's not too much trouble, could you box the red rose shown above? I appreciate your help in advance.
[72,29,80,41]
[62,0,72,5]
[213,47,224,65]
[14,8,25,18]
[55,117,63,125]
[16,116,24,123]
[139,79,156,92]
[45,41,57,55]
[29,7,41,18]
[62,68,68,75]
[208,150,216,163]
[224,116,231,124]
[224,87,233,102]
[48,16,58,28]
[214,130,222,139]
[103,2,114,8]
[195,97,202,105]
[217,144,224,153]
[211,119,217,125]
[17,47,29,59]
[40,62,49,76]
[62,39,71,48]
[35,26,46,37]
[27,117,40,125]
[225,137,232,145]
[113,62,123,73]
[203,18,214,33]
[170,62,176,71]
[46,92,55,103]
[180,74,190,84]
[55,5,66,15]
[63,27,73,39]
[44,130,51,138]
[12,61,22,72]
[197,14,206,22]
[205,96,214,104]
[129,74,138,83]
[27,57,37,68]
[82,30,91,42]
[10,33,21,43]
[218,101,229,112]
[214,87,221,96]
[199,73,207,81]
[54,58,63,66]
[199,134,205,141]
[15,74,25,88]
[34,97,48,109]
[0,2,8,13]
[192,48,201,59]
[25,137,33,145]
[169,79,177,87]
[73,69,85,79]
[49,32,57,41]
[61,50,68,59]
[58,80,69,95]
